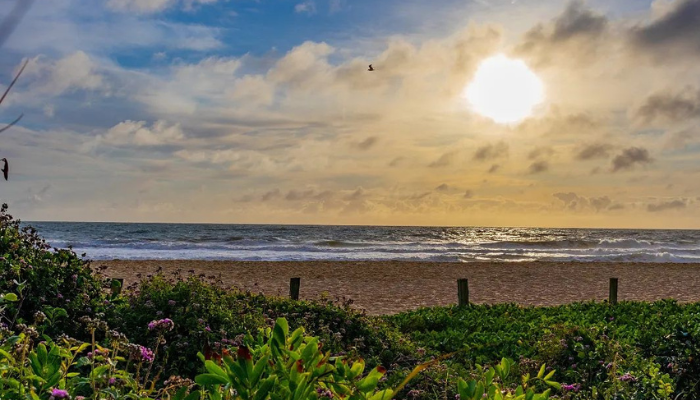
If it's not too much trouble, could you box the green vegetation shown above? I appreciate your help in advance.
[2,204,699,399]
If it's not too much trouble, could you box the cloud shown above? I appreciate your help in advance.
[21,52,105,97]
[107,0,217,14]
[636,88,700,123]
[528,160,549,174]
[344,187,366,201]
[575,143,613,160]
[295,1,317,15]
[553,192,588,210]
[354,137,378,150]
[429,151,458,168]
[629,0,700,60]
[611,147,653,172]
[94,120,185,147]
[473,142,508,161]
[647,199,687,212]
[553,192,614,212]
[388,157,404,167]
[261,189,282,202]
[664,129,697,150]
[329,0,344,14]
[107,0,175,14]
[589,196,612,212]
[528,146,554,160]
[515,0,609,67]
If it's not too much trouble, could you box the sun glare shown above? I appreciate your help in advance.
[464,54,545,124]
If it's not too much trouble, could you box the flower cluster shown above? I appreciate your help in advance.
[316,387,333,398]
[127,344,155,363]
[147,318,174,332]
[49,388,70,399]
[562,383,581,392]
[619,372,637,382]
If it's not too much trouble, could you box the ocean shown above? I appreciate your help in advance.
[22,222,700,263]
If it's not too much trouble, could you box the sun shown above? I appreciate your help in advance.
[464,54,545,124]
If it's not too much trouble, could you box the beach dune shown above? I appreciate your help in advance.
[98,260,700,315]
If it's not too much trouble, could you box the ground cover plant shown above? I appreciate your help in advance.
[0,204,698,399]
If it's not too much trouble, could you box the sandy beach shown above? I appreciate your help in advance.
[96,260,700,315]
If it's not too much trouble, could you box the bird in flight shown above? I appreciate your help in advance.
[368,64,374,71]
[1,158,8,181]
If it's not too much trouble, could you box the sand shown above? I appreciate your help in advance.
[96,260,700,315]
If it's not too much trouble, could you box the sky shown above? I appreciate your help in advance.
[1,0,700,228]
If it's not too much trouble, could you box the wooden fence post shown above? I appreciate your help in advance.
[609,278,618,305]
[458,279,469,307]
[111,278,124,296]
[290,277,300,301]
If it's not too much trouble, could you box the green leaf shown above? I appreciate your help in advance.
[544,380,561,390]
[205,360,227,378]
[543,370,555,381]
[172,386,188,400]
[184,390,203,400]
[253,377,276,400]
[3,293,18,302]
[537,364,546,379]
[195,373,229,386]
[368,389,394,400]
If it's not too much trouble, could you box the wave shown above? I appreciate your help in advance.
[313,240,371,248]
[27,222,700,263]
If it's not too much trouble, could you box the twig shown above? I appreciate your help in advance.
[0,0,35,49]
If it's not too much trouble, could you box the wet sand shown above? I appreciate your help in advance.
[96,260,700,315]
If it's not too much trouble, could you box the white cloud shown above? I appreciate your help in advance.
[107,0,175,14]
[22,51,105,96]
[295,1,317,15]
[93,120,185,148]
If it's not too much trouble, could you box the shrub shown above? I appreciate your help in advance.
[0,204,105,338]
[106,273,416,379]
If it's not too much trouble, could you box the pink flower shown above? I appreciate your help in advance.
[140,346,154,362]
[148,318,174,331]
[50,388,70,398]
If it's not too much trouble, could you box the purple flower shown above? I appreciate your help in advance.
[50,388,70,398]
[620,373,637,382]
[139,346,154,363]
[168,300,176,306]
[148,318,174,332]
[57,293,63,299]
[571,363,577,369]
[562,383,581,392]
[205,326,211,332]
[108,378,116,385]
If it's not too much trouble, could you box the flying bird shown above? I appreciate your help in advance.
[368,64,374,71]
[1,158,7,181]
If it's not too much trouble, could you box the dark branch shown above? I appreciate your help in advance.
[0,113,22,134]
[0,0,35,49]
[0,58,28,106]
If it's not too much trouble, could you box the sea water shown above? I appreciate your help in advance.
[22,222,700,262]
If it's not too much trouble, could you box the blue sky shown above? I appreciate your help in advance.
[1,0,700,227]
